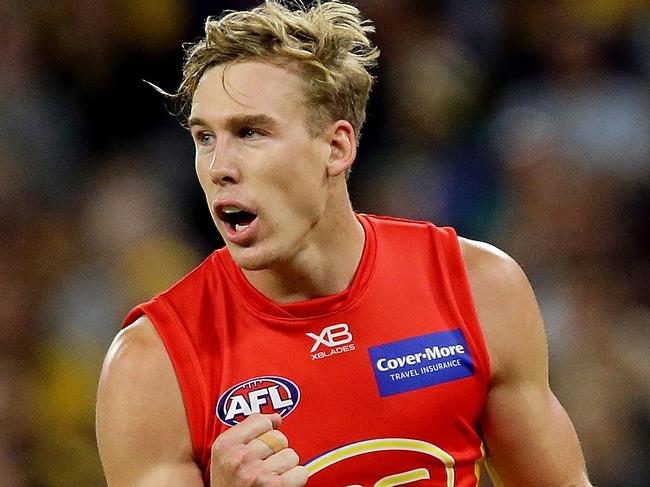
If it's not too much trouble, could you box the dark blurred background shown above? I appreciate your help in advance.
[1,0,648,485]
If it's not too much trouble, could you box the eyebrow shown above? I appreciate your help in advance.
[187,114,278,131]
[187,116,210,129]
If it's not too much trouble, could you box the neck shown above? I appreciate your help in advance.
[242,206,365,304]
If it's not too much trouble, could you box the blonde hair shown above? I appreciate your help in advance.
[168,0,379,142]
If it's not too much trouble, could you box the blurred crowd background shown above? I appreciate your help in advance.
[1,0,648,485]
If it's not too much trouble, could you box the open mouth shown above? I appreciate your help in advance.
[218,205,258,233]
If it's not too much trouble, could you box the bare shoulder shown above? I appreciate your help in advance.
[458,237,548,383]
[458,237,528,296]
[97,316,202,486]
[97,316,178,416]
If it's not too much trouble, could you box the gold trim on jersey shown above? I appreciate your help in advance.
[305,438,456,487]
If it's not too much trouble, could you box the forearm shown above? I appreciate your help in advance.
[137,464,205,487]
[104,463,204,487]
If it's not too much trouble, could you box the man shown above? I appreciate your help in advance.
[96,1,592,485]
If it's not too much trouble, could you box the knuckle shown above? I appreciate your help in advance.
[283,448,299,464]
[248,412,265,423]
[246,412,262,422]
[261,415,275,430]
[221,446,247,470]
[245,412,274,431]
[241,465,265,485]
[295,466,309,485]
[252,472,273,487]
[240,444,259,464]
[211,438,224,454]
[240,471,256,485]
[212,431,233,453]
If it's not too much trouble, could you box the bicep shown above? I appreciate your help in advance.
[96,317,204,487]
[480,275,587,486]
[461,239,589,486]
[481,377,588,486]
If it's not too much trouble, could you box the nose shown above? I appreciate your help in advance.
[209,140,240,186]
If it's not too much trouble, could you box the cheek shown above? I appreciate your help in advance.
[195,157,212,194]
[277,171,328,221]
[280,144,327,191]
[271,153,324,194]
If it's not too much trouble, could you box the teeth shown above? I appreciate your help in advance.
[222,206,242,214]
[235,223,249,232]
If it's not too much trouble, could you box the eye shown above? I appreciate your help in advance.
[238,127,262,139]
[194,131,215,146]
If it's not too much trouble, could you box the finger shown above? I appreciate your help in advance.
[279,465,309,486]
[215,413,281,449]
[253,430,288,457]
[263,447,300,473]
[267,413,282,429]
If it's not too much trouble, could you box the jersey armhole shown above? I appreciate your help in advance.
[122,299,210,470]
[431,226,493,390]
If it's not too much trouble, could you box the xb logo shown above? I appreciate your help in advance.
[307,323,353,352]
[307,323,356,360]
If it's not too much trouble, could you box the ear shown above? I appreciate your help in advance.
[326,120,357,177]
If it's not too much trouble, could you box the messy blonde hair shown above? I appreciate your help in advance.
[167,0,379,142]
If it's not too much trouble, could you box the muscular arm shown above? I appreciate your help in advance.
[460,239,591,487]
[96,317,204,487]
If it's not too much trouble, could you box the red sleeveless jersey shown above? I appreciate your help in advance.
[123,214,491,486]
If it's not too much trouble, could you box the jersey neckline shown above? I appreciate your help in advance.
[214,213,377,321]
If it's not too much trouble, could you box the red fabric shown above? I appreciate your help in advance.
[122,214,491,486]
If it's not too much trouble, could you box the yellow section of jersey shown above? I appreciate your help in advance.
[305,437,456,487]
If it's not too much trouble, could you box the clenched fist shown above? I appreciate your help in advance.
[210,413,308,486]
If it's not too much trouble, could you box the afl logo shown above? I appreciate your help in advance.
[216,376,301,426]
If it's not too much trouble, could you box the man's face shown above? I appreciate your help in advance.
[189,60,332,270]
